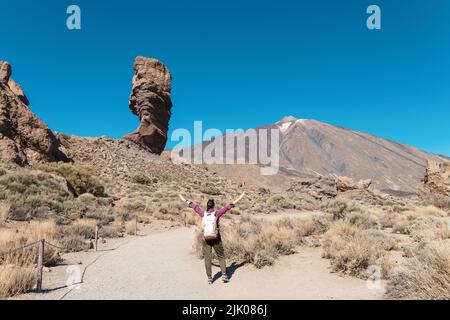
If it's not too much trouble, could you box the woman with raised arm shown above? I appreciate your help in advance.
[179,192,245,284]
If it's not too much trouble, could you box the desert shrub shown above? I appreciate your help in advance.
[421,195,450,211]
[324,199,362,220]
[70,219,97,239]
[132,172,156,185]
[416,205,448,217]
[0,170,80,219]
[78,193,98,206]
[374,209,399,228]
[115,196,154,215]
[0,221,61,270]
[183,211,199,226]
[99,221,123,238]
[29,220,58,241]
[37,162,105,197]
[0,264,36,299]
[364,229,398,251]
[57,133,71,148]
[266,195,294,210]
[136,212,151,224]
[200,183,222,196]
[57,234,91,252]
[382,199,397,207]
[83,208,114,226]
[322,221,394,278]
[344,211,381,230]
[409,218,449,242]
[386,241,450,300]
[125,221,137,235]
[392,211,421,234]
[393,212,449,242]
[0,202,10,223]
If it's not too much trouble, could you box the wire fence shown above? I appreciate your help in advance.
[0,240,41,258]
[0,217,138,292]
[0,218,139,293]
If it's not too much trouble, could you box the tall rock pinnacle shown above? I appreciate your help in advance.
[124,56,173,155]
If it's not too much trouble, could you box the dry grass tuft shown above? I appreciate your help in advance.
[416,205,448,217]
[0,264,36,299]
[70,219,97,239]
[125,220,137,235]
[0,202,10,224]
[386,241,450,300]
[266,195,295,210]
[392,211,449,242]
[0,220,67,298]
[322,221,395,279]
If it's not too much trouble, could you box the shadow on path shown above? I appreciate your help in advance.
[212,261,246,283]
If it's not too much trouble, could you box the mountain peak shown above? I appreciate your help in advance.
[277,116,298,124]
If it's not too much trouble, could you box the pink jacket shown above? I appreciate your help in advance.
[188,202,235,220]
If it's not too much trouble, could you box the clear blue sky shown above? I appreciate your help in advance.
[1,0,449,155]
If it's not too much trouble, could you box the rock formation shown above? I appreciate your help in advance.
[287,174,384,206]
[124,57,172,155]
[0,61,64,165]
[334,175,372,192]
[419,161,450,198]
[287,176,338,202]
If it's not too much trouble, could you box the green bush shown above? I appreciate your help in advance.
[267,194,294,209]
[200,183,222,196]
[37,162,105,197]
[0,170,80,219]
[132,172,155,185]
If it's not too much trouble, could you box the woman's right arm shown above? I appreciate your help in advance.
[179,194,204,217]
[188,202,205,217]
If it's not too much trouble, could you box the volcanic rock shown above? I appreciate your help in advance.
[124,57,172,155]
[0,61,64,165]
[419,161,450,198]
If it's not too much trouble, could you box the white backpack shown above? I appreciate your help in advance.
[202,211,218,240]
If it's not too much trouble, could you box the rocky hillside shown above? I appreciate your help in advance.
[57,135,264,214]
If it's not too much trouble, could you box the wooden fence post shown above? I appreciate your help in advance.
[135,216,138,236]
[95,225,99,251]
[36,239,45,292]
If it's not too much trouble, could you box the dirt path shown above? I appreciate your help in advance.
[19,227,383,300]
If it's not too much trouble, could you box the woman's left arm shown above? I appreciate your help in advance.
[215,203,235,219]
[215,192,245,219]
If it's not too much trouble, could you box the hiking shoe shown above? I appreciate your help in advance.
[222,274,229,283]
[208,277,213,285]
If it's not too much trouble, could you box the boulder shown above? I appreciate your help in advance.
[335,175,372,192]
[124,57,172,155]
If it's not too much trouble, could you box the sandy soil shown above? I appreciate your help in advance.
[18,227,384,300]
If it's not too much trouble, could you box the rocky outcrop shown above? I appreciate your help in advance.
[0,61,64,165]
[286,174,385,206]
[287,176,338,202]
[334,175,372,192]
[419,161,450,197]
[124,57,172,155]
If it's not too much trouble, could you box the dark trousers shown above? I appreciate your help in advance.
[203,237,227,277]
